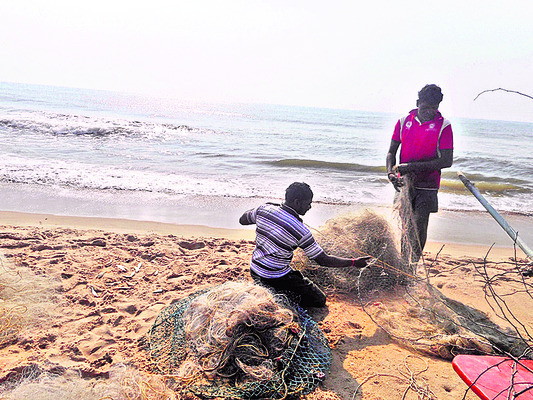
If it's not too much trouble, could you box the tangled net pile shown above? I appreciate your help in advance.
[179,282,298,382]
[147,281,332,399]
[298,209,408,296]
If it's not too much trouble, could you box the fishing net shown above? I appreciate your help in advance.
[297,207,533,362]
[394,175,422,268]
[366,263,533,361]
[146,281,332,399]
[0,252,25,348]
[384,179,532,360]
[296,209,408,296]
[364,283,496,360]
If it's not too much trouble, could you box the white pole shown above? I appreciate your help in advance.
[457,171,533,260]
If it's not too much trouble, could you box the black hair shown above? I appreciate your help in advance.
[418,84,443,105]
[285,182,313,203]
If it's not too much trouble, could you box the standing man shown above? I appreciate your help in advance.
[386,84,453,264]
[239,182,370,307]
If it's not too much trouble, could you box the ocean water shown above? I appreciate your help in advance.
[0,81,532,229]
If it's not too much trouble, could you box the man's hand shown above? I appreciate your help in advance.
[393,163,410,175]
[388,172,403,192]
[352,256,373,268]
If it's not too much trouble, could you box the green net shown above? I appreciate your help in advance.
[147,283,332,399]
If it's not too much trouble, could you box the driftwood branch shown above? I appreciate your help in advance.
[474,88,533,102]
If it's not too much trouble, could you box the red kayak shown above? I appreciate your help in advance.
[453,355,533,399]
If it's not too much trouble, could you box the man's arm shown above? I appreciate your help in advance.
[313,252,371,268]
[386,139,403,191]
[386,139,400,174]
[394,149,453,175]
[239,210,254,225]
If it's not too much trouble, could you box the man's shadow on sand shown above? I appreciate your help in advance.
[306,305,392,400]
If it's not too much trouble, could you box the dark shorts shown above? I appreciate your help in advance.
[395,188,438,214]
[250,269,327,308]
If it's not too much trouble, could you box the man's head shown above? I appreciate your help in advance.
[285,182,313,215]
[416,84,443,123]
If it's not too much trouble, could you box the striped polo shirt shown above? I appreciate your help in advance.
[242,203,324,279]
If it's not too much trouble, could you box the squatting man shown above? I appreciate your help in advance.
[240,182,371,307]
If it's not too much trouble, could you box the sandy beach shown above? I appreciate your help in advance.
[0,208,532,400]
[2,3,533,398]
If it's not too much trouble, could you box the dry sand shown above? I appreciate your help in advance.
[0,210,531,400]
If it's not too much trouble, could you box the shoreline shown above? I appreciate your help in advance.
[1,182,532,237]
[0,210,256,241]
[0,209,530,261]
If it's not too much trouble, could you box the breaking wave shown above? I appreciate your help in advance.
[268,159,385,173]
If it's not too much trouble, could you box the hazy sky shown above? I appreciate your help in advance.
[1,0,532,122]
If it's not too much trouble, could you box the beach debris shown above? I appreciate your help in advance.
[116,264,127,272]
[96,270,107,279]
[90,238,106,247]
[105,281,118,287]
[123,270,136,279]
[153,288,163,293]
[178,240,205,250]
[153,270,159,276]
[126,234,138,242]
[135,262,142,273]
[116,286,132,290]
[90,286,99,297]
